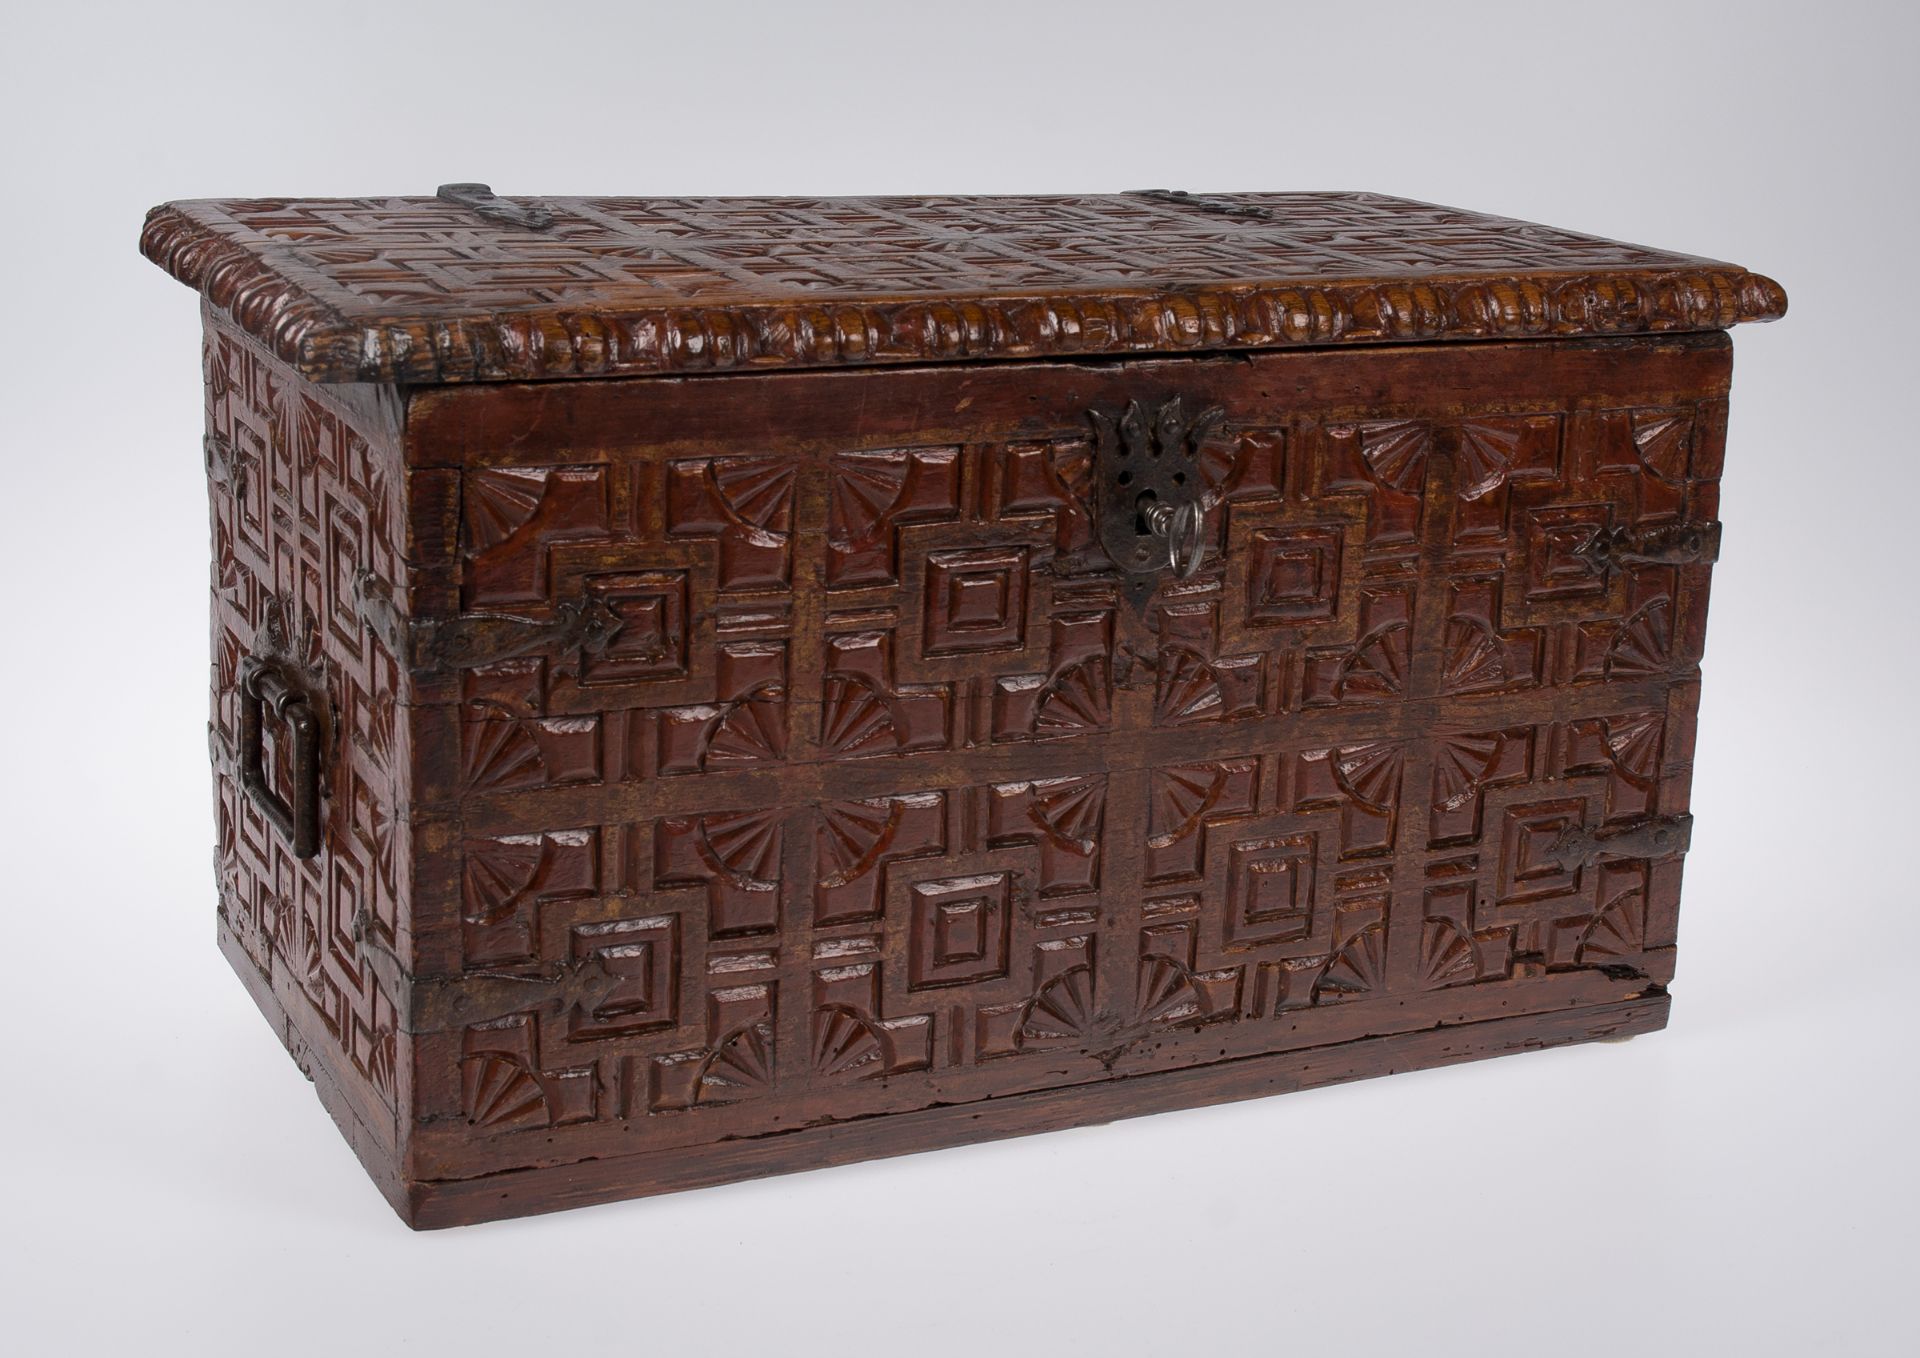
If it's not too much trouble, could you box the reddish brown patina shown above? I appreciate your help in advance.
[143,190,1784,1226]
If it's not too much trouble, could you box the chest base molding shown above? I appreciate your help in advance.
[222,915,1663,1228]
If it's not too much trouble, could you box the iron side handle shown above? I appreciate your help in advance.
[238,656,321,859]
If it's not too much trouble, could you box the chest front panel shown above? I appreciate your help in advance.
[394,336,1727,1181]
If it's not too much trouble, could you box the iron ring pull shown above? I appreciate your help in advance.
[239,656,322,859]
[1144,500,1207,578]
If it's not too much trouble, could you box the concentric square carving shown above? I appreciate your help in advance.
[1524,504,1616,603]
[1246,526,1342,625]
[908,873,1013,989]
[1225,836,1317,948]
[1497,800,1587,904]
[568,915,680,1040]
[581,570,689,684]
[923,546,1029,655]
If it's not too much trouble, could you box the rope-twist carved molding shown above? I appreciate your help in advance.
[141,197,1788,385]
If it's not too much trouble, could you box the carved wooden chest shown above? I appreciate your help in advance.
[141,188,1785,1226]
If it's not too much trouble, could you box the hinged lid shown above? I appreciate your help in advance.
[141,189,1785,385]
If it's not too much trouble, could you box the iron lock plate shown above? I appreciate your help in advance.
[1089,396,1225,599]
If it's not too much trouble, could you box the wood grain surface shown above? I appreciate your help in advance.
[185,287,1743,1223]
[142,191,1786,384]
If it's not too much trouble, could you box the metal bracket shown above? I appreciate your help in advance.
[356,573,623,672]
[1129,188,1271,220]
[436,182,554,231]
[356,910,627,1035]
[204,431,248,499]
[1550,814,1693,867]
[1576,520,1722,574]
[1089,397,1223,600]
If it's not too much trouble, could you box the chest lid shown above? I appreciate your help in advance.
[142,187,1784,385]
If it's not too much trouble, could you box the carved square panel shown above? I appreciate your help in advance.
[1497,799,1587,905]
[923,546,1029,656]
[581,570,689,684]
[568,915,680,1040]
[908,873,1012,989]
[1225,835,1316,948]
[1523,504,1614,603]
[1246,525,1342,625]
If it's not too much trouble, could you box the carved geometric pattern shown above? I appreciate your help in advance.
[464,466,611,609]
[288,330,1721,1180]
[908,874,1013,989]
[426,372,1711,820]
[655,810,783,938]
[462,1017,596,1128]
[991,608,1115,741]
[647,985,776,1112]
[827,447,962,587]
[1416,709,1676,984]
[655,642,789,775]
[205,327,404,1113]
[146,192,1786,383]
[815,793,948,926]
[146,147,1785,1241]
[568,914,679,1040]
[1247,525,1343,624]
[579,570,689,684]
[1152,600,1266,726]
[460,828,600,966]
[922,546,1030,656]
[819,630,951,757]
[666,454,796,592]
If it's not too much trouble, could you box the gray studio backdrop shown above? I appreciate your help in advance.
[0,2,1912,1355]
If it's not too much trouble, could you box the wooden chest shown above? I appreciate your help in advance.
[141,188,1785,1227]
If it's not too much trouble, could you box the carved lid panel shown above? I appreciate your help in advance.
[141,190,1785,384]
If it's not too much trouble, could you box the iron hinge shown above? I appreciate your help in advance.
[355,573,623,672]
[436,182,554,231]
[356,913,627,1035]
[1550,814,1693,866]
[1576,520,1722,573]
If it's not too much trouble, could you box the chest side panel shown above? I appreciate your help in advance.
[203,313,423,1173]
[400,336,1728,1184]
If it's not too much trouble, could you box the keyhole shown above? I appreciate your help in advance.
[1134,489,1158,536]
